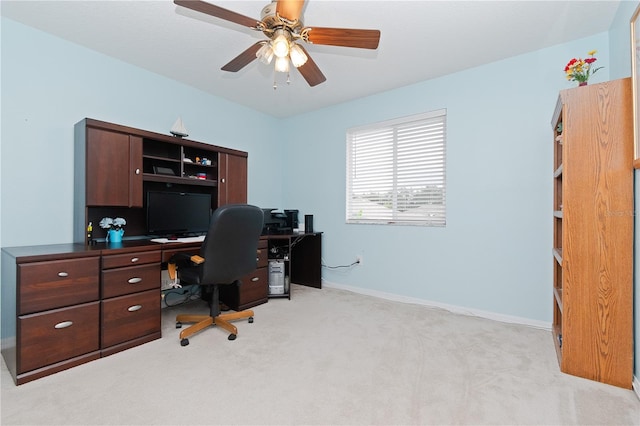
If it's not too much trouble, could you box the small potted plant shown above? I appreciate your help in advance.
[564,50,603,86]
[100,217,126,243]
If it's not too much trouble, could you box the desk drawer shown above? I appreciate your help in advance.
[102,250,161,269]
[18,302,100,373]
[18,257,100,315]
[257,240,268,268]
[101,290,161,348]
[222,267,268,311]
[102,264,161,298]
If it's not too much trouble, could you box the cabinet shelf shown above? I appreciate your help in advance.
[554,164,563,178]
[183,161,216,168]
[143,154,180,163]
[552,247,562,264]
[553,287,563,312]
[142,173,217,187]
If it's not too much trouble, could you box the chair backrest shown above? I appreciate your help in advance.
[198,204,264,285]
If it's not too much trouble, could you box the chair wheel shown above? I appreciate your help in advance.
[180,338,189,346]
[176,322,182,329]
[248,317,254,323]
[228,334,237,341]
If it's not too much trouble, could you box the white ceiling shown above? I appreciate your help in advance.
[1,0,622,118]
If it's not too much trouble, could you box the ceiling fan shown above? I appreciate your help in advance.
[174,0,381,87]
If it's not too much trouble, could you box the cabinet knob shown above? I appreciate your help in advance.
[54,321,73,329]
[135,168,140,175]
[128,277,142,284]
[251,277,260,282]
[221,178,226,183]
[57,272,69,277]
[130,257,139,263]
[128,305,142,312]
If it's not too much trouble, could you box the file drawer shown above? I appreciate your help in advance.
[18,257,100,315]
[18,301,100,373]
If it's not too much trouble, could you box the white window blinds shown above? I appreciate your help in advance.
[346,109,446,226]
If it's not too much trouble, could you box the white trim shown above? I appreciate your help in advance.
[633,375,640,401]
[321,280,551,330]
[347,109,447,132]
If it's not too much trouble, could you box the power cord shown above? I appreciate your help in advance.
[322,259,360,269]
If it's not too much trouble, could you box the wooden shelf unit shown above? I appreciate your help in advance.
[551,78,633,388]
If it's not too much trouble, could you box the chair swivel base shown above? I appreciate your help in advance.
[175,310,254,346]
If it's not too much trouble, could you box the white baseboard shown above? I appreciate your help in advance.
[321,280,551,330]
[633,376,640,401]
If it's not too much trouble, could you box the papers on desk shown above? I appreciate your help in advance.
[150,235,205,244]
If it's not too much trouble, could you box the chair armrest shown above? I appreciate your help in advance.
[167,253,205,280]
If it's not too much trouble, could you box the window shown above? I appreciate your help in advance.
[346,109,446,226]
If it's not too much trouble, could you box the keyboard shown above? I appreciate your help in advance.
[150,235,205,244]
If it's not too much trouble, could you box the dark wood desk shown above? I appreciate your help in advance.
[1,234,322,385]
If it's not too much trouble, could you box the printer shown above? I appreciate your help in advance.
[261,208,299,235]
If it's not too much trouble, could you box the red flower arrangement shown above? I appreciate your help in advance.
[564,50,603,85]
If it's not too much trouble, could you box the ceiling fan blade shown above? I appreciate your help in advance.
[221,42,263,72]
[304,27,380,49]
[296,46,326,87]
[174,0,259,28]
[276,0,306,22]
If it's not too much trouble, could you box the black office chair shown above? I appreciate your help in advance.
[170,204,264,346]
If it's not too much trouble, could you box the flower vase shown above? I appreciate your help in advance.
[107,228,124,243]
[579,81,588,86]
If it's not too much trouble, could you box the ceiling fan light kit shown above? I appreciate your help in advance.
[174,0,380,87]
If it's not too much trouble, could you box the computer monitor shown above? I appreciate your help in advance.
[146,191,211,237]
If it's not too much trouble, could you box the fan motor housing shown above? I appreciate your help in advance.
[260,1,304,37]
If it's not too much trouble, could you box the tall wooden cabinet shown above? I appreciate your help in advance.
[551,78,633,388]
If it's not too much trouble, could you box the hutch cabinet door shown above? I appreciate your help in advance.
[218,153,247,205]
[86,128,143,207]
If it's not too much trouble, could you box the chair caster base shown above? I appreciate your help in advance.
[176,322,182,329]
[228,334,237,341]
[248,317,254,323]
[180,338,189,346]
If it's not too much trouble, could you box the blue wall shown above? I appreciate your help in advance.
[0,18,283,247]
[1,1,636,383]
[280,34,610,324]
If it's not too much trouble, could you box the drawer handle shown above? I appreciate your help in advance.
[130,257,139,263]
[251,277,260,282]
[57,272,69,277]
[128,277,142,284]
[128,305,142,312]
[54,321,73,329]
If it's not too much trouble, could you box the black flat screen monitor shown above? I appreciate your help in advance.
[146,191,212,237]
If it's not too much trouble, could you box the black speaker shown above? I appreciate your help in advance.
[304,214,313,233]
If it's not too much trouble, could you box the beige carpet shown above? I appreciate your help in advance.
[2,284,639,425]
